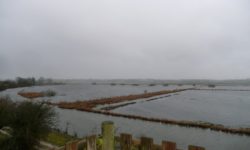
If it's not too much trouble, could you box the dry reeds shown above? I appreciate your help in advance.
[18,92,44,99]
[55,89,189,109]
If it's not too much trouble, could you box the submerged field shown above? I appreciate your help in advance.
[1,81,250,150]
[113,90,250,128]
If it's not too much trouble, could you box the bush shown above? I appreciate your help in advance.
[0,97,57,150]
[43,89,56,97]
[0,96,15,128]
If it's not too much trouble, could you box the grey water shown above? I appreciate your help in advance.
[0,83,186,102]
[113,90,250,128]
[1,82,250,150]
[56,108,250,150]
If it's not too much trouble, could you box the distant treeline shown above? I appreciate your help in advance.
[0,77,62,91]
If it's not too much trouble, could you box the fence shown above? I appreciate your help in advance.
[62,121,205,150]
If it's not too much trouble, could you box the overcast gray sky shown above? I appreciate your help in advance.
[1,0,250,79]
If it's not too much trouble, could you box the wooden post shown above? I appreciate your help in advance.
[140,137,153,150]
[65,142,71,150]
[120,133,132,150]
[162,141,176,150]
[70,141,78,150]
[188,145,205,150]
[102,121,115,150]
[153,144,162,150]
[65,141,78,150]
[87,135,97,150]
[77,140,87,150]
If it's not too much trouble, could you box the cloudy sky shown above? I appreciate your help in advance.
[1,0,250,79]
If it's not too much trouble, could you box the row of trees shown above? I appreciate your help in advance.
[0,97,57,150]
[0,77,59,91]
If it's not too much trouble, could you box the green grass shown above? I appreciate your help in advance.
[0,129,76,147]
[44,131,77,147]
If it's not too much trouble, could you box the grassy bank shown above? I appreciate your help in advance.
[44,130,77,147]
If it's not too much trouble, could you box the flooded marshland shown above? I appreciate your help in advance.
[113,90,250,128]
[1,81,250,150]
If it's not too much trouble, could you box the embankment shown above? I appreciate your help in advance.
[18,92,44,99]
[75,108,250,136]
[18,90,56,99]
[49,88,250,136]
[53,89,189,109]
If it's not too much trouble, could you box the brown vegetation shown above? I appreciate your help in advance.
[75,108,250,136]
[18,90,56,99]
[48,88,250,136]
[53,89,189,110]
[100,102,136,111]
[18,92,44,99]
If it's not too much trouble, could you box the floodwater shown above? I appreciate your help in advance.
[1,82,250,150]
[56,108,250,150]
[0,83,187,102]
[113,90,250,128]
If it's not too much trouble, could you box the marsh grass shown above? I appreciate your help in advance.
[44,130,77,147]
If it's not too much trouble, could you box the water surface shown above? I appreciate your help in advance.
[114,90,250,127]
[1,83,250,150]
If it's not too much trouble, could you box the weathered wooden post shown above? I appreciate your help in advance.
[65,141,78,150]
[120,133,132,150]
[188,145,205,150]
[162,141,176,150]
[140,137,153,150]
[87,135,97,150]
[77,139,87,150]
[71,141,78,150]
[65,141,71,150]
[102,121,115,150]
